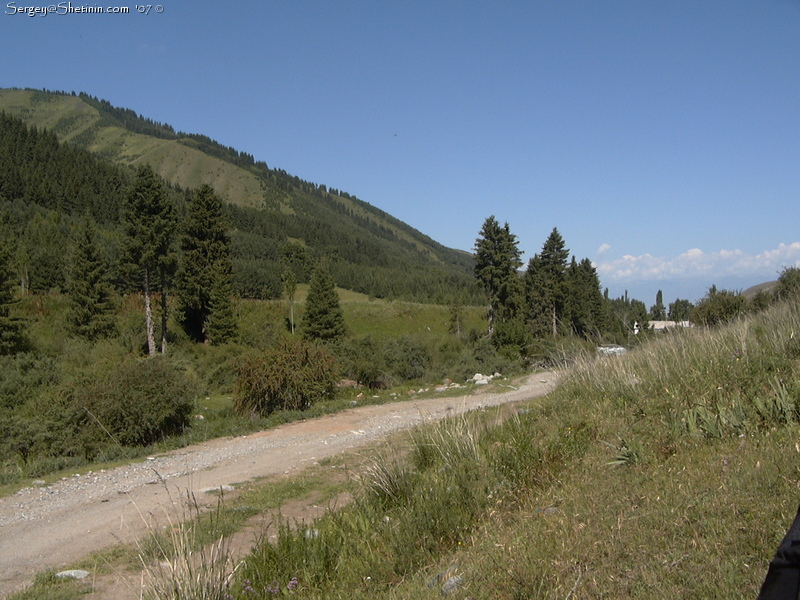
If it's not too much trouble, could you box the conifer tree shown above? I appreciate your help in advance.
[448,299,465,338]
[0,216,25,354]
[523,253,549,337]
[541,228,570,337]
[121,164,177,355]
[20,212,68,293]
[204,262,237,345]
[525,228,569,338]
[565,257,604,338]
[302,261,346,343]
[66,219,116,340]
[473,216,523,337]
[175,184,234,343]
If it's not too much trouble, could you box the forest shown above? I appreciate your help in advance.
[3,103,792,488]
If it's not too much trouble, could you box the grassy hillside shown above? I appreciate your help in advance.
[0,88,269,208]
[0,88,474,277]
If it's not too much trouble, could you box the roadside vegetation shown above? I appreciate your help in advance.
[4,93,800,599]
[14,297,800,600]
[214,298,800,599]
[0,288,524,489]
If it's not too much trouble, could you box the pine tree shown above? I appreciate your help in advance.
[302,261,346,343]
[525,228,569,338]
[603,292,650,344]
[523,253,550,337]
[0,216,25,354]
[20,212,68,293]
[121,164,177,355]
[565,257,604,338]
[448,300,465,338]
[66,219,116,340]
[204,262,237,345]
[473,216,523,337]
[175,184,234,342]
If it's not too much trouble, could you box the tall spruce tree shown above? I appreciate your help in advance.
[565,257,604,338]
[204,262,237,345]
[525,228,569,338]
[302,261,346,343]
[20,212,68,293]
[66,219,116,340]
[473,216,523,337]
[121,164,177,355]
[523,253,549,337]
[0,215,25,354]
[175,184,234,343]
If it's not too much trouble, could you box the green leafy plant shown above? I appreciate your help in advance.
[234,338,338,417]
[73,355,197,449]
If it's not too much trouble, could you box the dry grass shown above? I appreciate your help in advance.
[230,300,800,599]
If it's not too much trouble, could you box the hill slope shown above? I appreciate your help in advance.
[0,88,477,302]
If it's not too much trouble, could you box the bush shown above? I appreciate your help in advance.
[384,336,430,381]
[691,285,748,326]
[0,352,58,410]
[335,335,387,387]
[73,356,198,448]
[234,338,338,417]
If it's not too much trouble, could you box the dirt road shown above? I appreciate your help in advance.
[0,372,556,598]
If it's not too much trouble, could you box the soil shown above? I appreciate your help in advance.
[0,372,556,599]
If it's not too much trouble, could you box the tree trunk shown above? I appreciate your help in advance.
[160,289,168,354]
[143,269,156,355]
[551,303,558,338]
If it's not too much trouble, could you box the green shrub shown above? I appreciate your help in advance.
[0,413,40,462]
[234,338,338,417]
[691,285,748,326]
[384,336,430,381]
[335,335,387,387]
[0,352,58,409]
[72,355,198,448]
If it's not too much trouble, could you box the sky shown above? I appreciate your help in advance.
[2,0,800,304]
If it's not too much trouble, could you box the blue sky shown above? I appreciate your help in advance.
[3,0,800,304]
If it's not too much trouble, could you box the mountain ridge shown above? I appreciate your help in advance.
[0,87,478,303]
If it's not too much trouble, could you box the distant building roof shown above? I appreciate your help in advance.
[649,320,692,331]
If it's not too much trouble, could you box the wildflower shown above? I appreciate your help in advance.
[287,576,299,591]
[266,580,280,595]
[242,579,256,595]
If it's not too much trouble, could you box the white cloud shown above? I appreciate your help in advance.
[597,243,612,255]
[595,242,800,284]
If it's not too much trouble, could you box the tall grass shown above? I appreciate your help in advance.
[229,300,800,599]
[560,300,800,440]
[137,492,242,600]
[11,296,800,598]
